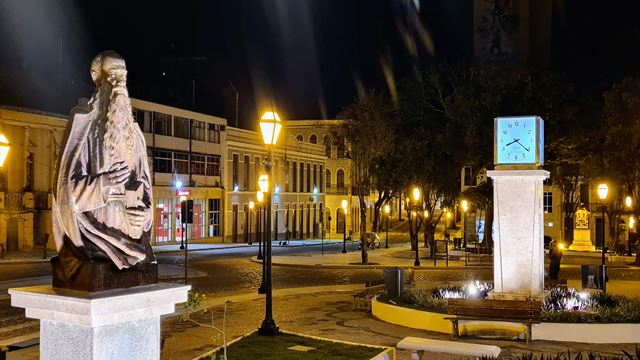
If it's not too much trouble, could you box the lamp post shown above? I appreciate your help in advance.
[597,183,609,293]
[626,196,633,256]
[341,199,348,253]
[257,111,282,336]
[384,204,390,249]
[248,201,254,245]
[412,187,421,267]
[257,191,264,260]
[461,199,469,266]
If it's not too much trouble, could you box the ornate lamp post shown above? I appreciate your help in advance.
[626,196,633,256]
[597,183,609,293]
[461,199,469,256]
[248,201,254,245]
[412,187,421,266]
[256,191,264,260]
[384,204,390,249]
[257,111,282,336]
[341,199,348,253]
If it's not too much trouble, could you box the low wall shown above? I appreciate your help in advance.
[373,297,640,344]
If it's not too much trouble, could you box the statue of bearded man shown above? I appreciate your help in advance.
[52,51,156,291]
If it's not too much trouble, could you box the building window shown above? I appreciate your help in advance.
[544,192,553,213]
[191,120,206,141]
[299,162,304,193]
[296,134,304,142]
[323,135,331,158]
[206,156,221,176]
[153,112,171,136]
[326,169,331,188]
[208,198,221,236]
[254,156,261,191]
[189,198,206,239]
[309,134,317,144]
[243,155,250,190]
[191,154,205,175]
[232,154,239,189]
[133,109,152,132]
[207,123,221,143]
[153,150,172,173]
[292,161,298,193]
[174,152,189,174]
[336,169,345,188]
[336,138,345,158]
[305,163,310,193]
[174,116,190,139]
[313,164,317,192]
[155,198,172,243]
[319,165,324,192]
[285,161,290,192]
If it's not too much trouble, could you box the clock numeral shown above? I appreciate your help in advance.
[515,121,519,126]
[507,152,511,159]
[500,138,503,143]
[528,130,531,134]
[530,138,533,143]
[508,123,512,128]
[502,147,505,151]
[523,122,526,128]
[515,154,518,161]
[503,130,507,135]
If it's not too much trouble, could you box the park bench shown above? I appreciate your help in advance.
[352,279,386,312]
[396,336,501,360]
[445,298,542,343]
[544,277,567,290]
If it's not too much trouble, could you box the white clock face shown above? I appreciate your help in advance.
[496,116,537,164]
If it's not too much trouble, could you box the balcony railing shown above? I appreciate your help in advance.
[325,186,349,195]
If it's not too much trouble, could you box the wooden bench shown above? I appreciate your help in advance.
[397,337,501,360]
[445,298,542,343]
[352,279,386,312]
[544,277,567,290]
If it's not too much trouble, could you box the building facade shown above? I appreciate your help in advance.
[225,127,326,243]
[131,99,226,245]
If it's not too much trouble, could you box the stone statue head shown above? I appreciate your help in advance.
[90,50,127,87]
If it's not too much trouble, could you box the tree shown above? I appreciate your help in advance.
[336,91,395,264]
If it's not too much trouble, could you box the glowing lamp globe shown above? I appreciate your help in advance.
[249,201,255,210]
[597,183,609,201]
[461,200,469,212]
[257,191,264,203]
[626,196,633,208]
[423,210,428,218]
[412,187,420,202]
[384,204,390,214]
[0,134,9,167]
[630,216,635,230]
[259,111,282,145]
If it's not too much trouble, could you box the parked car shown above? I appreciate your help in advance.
[359,232,381,250]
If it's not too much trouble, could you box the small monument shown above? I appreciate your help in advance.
[488,116,548,299]
[9,51,189,360]
[569,208,595,251]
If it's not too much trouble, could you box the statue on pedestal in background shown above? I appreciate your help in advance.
[569,207,595,252]
[52,50,157,292]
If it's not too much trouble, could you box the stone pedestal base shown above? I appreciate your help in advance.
[487,290,548,302]
[9,283,190,360]
[569,229,595,252]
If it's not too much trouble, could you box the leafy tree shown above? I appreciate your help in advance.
[336,90,395,264]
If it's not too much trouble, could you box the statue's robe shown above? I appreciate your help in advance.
[53,97,154,276]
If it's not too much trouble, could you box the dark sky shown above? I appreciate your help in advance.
[0,0,640,130]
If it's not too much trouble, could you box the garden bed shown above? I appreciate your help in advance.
[196,330,393,360]
[372,284,640,343]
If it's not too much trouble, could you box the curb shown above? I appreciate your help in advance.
[251,257,492,270]
[154,241,344,255]
[0,258,52,265]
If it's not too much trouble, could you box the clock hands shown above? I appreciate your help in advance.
[505,139,519,146]
[514,139,530,152]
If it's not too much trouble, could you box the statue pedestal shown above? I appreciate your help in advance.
[9,283,190,360]
[569,229,595,252]
[487,170,549,298]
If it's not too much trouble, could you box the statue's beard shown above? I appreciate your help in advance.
[95,80,136,169]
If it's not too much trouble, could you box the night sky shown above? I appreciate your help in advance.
[0,0,640,130]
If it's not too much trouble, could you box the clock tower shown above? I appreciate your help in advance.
[487,116,549,299]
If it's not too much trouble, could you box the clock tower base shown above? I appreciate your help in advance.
[487,169,549,297]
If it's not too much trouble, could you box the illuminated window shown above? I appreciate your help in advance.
[544,192,553,213]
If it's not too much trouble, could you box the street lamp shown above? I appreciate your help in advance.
[341,199,348,253]
[0,133,10,167]
[461,199,469,252]
[597,182,609,293]
[257,111,282,336]
[249,201,255,245]
[257,191,264,260]
[384,204,390,249]
[412,187,420,266]
[627,196,634,256]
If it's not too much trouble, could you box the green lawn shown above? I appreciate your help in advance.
[212,333,383,360]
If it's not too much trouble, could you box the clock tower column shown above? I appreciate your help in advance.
[487,169,549,299]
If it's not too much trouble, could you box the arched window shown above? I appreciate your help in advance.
[336,169,345,188]
[309,134,317,144]
[336,137,345,158]
[296,134,304,142]
[323,135,331,158]
[325,169,332,188]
